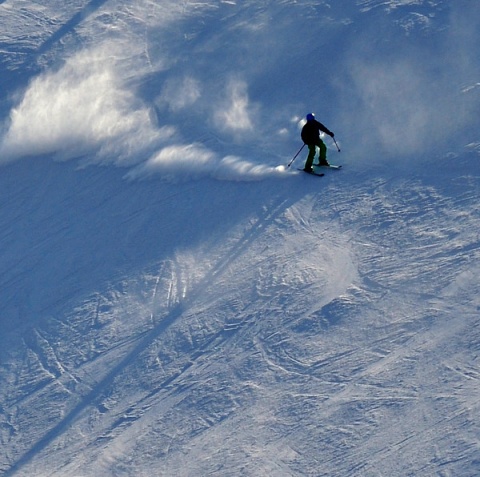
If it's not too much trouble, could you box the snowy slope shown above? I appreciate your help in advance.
[1,1,480,476]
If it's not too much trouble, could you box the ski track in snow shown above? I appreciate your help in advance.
[1,159,479,476]
[1,0,480,476]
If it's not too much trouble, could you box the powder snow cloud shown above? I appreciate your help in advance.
[0,45,166,165]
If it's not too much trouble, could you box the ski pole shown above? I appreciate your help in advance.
[287,143,305,168]
[333,137,341,152]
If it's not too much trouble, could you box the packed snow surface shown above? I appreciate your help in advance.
[1,0,479,476]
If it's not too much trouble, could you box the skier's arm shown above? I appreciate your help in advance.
[317,121,334,137]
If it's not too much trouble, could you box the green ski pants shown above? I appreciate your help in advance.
[305,139,327,169]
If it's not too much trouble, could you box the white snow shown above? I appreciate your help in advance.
[0,1,479,476]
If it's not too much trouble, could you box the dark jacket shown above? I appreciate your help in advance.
[301,119,333,145]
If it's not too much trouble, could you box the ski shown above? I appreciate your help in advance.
[297,168,325,177]
[315,164,342,169]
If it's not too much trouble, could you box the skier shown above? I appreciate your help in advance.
[301,113,335,172]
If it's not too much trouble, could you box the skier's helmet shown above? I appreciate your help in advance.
[306,113,315,121]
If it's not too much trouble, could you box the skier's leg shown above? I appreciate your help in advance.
[317,139,329,165]
[304,144,316,170]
